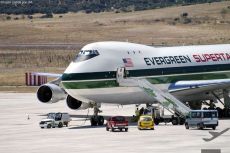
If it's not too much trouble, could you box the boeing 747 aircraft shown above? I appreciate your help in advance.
[36,41,230,125]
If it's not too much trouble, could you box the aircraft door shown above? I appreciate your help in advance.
[116,67,126,83]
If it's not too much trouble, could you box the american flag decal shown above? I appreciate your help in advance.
[123,58,134,67]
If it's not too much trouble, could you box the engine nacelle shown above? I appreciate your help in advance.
[37,83,66,103]
[66,95,91,110]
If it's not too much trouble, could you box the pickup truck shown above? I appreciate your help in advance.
[106,116,128,132]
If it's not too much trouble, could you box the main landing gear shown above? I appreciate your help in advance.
[205,90,230,118]
[90,105,104,126]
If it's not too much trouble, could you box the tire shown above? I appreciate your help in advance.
[212,126,216,130]
[97,116,104,126]
[58,122,63,128]
[47,124,51,128]
[216,107,223,118]
[185,123,189,129]
[179,118,185,125]
[154,119,159,125]
[172,118,178,125]
[151,128,154,130]
[111,128,115,132]
[90,117,97,126]
[41,127,44,129]
[125,128,128,132]
[198,123,204,130]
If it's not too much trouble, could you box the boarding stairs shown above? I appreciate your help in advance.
[116,67,191,117]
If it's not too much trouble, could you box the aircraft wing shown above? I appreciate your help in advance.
[31,72,62,85]
[168,79,230,100]
[32,72,62,78]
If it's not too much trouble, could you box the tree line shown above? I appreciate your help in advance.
[0,0,223,15]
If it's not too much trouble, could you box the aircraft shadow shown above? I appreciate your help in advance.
[68,123,138,130]
[68,125,106,130]
[70,114,133,120]
[188,128,214,131]
[39,114,133,120]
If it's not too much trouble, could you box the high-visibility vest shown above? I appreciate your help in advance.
[135,110,140,116]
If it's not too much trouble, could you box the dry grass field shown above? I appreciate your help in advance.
[0,1,230,92]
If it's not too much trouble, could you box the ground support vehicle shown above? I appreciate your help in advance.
[185,110,218,130]
[39,119,56,128]
[106,116,128,132]
[141,106,185,125]
[40,112,71,128]
[138,115,154,130]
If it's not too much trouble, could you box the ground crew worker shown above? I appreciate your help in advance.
[139,107,144,116]
[26,114,30,120]
[135,107,140,117]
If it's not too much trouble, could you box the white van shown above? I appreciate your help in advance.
[40,112,71,128]
[185,110,218,130]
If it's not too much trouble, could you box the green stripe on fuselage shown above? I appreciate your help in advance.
[62,80,119,89]
[62,64,230,81]
[62,71,230,89]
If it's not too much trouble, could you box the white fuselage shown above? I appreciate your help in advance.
[61,42,230,104]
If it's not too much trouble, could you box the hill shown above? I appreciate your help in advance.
[0,0,224,14]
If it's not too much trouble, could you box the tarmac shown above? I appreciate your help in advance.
[0,93,229,153]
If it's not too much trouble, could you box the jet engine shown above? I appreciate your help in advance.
[66,95,92,110]
[37,83,66,103]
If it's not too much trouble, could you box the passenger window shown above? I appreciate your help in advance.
[204,112,211,118]
[197,112,201,118]
[191,112,197,118]
[211,112,217,118]
[191,112,202,118]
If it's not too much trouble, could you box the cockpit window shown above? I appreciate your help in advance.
[73,50,99,62]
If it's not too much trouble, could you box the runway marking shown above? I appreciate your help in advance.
[203,128,230,142]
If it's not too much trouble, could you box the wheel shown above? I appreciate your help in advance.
[216,107,223,118]
[97,116,104,126]
[47,124,51,128]
[111,128,115,132]
[90,117,98,126]
[151,128,154,130]
[198,123,204,130]
[172,118,178,125]
[185,123,189,129]
[41,127,44,129]
[154,119,159,125]
[179,118,185,125]
[58,122,63,128]
[212,126,216,130]
[125,128,128,132]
